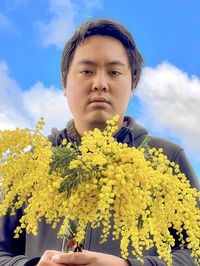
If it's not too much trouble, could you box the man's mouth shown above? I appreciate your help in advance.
[89,97,110,108]
[90,97,109,104]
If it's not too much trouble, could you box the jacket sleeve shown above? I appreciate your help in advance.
[128,148,200,266]
[0,208,40,266]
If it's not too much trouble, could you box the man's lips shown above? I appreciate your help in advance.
[90,97,110,104]
[89,97,110,108]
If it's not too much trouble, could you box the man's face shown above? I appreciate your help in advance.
[64,35,132,134]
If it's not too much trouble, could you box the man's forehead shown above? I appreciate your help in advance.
[70,35,129,67]
[75,35,126,53]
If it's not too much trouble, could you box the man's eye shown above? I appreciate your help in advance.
[110,70,121,76]
[80,70,93,75]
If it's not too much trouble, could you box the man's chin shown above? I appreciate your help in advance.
[85,112,113,130]
[87,112,113,124]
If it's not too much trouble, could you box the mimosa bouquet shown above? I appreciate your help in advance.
[0,116,199,266]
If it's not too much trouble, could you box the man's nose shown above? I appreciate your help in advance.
[91,72,109,92]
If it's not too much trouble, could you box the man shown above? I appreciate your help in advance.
[0,19,199,266]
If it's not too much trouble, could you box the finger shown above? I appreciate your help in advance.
[52,252,92,265]
[37,250,64,266]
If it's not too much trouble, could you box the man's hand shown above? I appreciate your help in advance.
[37,250,63,265]
[51,250,129,266]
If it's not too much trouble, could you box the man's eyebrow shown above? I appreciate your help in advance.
[77,60,126,67]
[107,60,126,67]
[77,60,96,66]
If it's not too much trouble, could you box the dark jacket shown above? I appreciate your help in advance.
[0,117,199,266]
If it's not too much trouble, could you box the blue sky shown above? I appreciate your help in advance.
[0,0,200,178]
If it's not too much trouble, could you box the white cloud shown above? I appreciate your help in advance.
[37,0,77,49]
[22,82,72,134]
[0,61,72,134]
[36,0,102,49]
[0,61,28,129]
[136,61,200,160]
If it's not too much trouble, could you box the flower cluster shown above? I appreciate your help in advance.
[0,116,199,266]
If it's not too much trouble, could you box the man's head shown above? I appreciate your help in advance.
[61,19,143,135]
[61,19,143,89]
